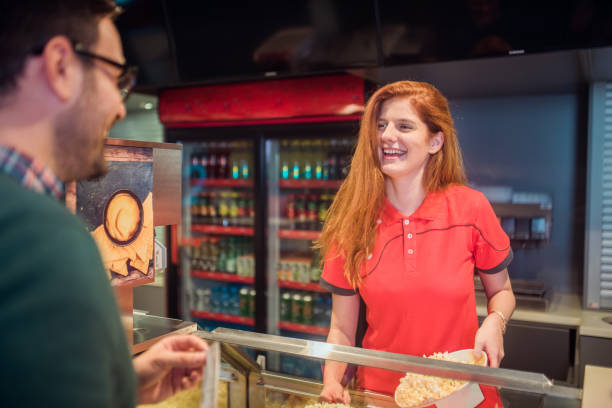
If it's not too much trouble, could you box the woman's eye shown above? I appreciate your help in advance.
[399,124,413,130]
[377,122,387,130]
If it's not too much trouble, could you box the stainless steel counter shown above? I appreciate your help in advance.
[132,313,197,354]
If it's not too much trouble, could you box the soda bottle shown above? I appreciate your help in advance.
[327,153,338,180]
[290,139,301,179]
[296,194,307,230]
[307,194,318,230]
[285,194,296,230]
[249,289,256,318]
[313,139,323,180]
[191,196,200,222]
[247,193,255,226]
[217,238,227,273]
[218,142,229,179]
[239,287,250,317]
[199,192,210,224]
[209,237,219,271]
[229,193,239,226]
[237,193,247,226]
[280,292,292,321]
[190,153,202,179]
[208,192,218,225]
[310,250,322,283]
[218,192,230,227]
[231,153,240,179]
[302,295,313,325]
[280,140,290,179]
[199,152,208,179]
[207,149,217,179]
[291,293,303,323]
[301,139,312,180]
[226,237,236,274]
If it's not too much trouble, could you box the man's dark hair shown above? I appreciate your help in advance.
[0,0,120,97]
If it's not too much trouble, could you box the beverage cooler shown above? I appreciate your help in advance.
[160,74,366,378]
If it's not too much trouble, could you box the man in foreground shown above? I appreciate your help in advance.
[0,0,208,406]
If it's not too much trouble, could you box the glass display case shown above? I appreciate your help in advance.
[196,327,584,408]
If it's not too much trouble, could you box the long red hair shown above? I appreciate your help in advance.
[315,80,467,288]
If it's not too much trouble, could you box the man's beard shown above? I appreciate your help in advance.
[52,78,108,182]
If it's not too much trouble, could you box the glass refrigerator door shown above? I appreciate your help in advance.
[266,136,356,380]
[180,140,256,332]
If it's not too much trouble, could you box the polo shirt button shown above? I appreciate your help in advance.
[376,219,382,224]
[407,233,413,239]
[408,249,414,254]
[404,219,410,225]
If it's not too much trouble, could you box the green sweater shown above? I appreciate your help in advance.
[0,173,136,407]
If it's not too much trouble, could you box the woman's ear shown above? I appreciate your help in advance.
[429,131,444,154]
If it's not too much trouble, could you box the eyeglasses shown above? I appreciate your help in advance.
[72,43,138,101]
[31,41,138,101]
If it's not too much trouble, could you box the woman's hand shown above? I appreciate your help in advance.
[319,381,351,404]
[473,313,505,367]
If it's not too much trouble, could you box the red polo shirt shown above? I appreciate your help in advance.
[321,185,512,406]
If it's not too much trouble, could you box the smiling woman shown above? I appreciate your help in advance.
[315,80,515,407]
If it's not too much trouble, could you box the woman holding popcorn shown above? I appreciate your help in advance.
[316,80,515,407]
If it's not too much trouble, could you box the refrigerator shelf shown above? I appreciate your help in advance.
[278,280,326,292]
[278,321,329,336]
[191,270,254,284]
[190,310,254,326]
[192,224,254,236]
[190,178,254,188]
[278,229,320,240]
[279,180,342,189]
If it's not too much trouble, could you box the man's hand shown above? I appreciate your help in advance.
[133,334,208,405]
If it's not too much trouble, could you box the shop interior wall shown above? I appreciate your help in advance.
[449,91,587,294]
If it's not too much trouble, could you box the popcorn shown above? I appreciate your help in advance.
[394,351,483,408]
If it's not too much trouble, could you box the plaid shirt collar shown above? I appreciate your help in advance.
[0,145,64,200]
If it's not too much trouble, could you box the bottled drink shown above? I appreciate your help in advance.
[290,140,301,179]
[217,238,227,273]
[327,153,338,180]
[229,285,240,315]
[190,153,203,179]
[208,192,218,225]
[239,287,250,317]
[199,193,209,224]
[231,155,240,179]
[218,192,230,227]
[209,237,219,271]
[218,142,229,179]
[249,289,256,318]
[296,194,307,230]
[207,150,217,179]
[226,237,237,274]
[228,193,239,226]
[191,196,200,221]
[291,293,303,323]
[280,292,292,321]
[302,295,313,325]
[313,295,325,326]
[285,194,296,230]
[280,140,290,179]
[237,193,247,226]
[310,250,322,283]
[199,153,208,179]
[307,194,318,230]
[247,193,255,226]
[301,139,312,180]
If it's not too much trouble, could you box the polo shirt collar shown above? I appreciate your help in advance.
[380,190,447,224]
